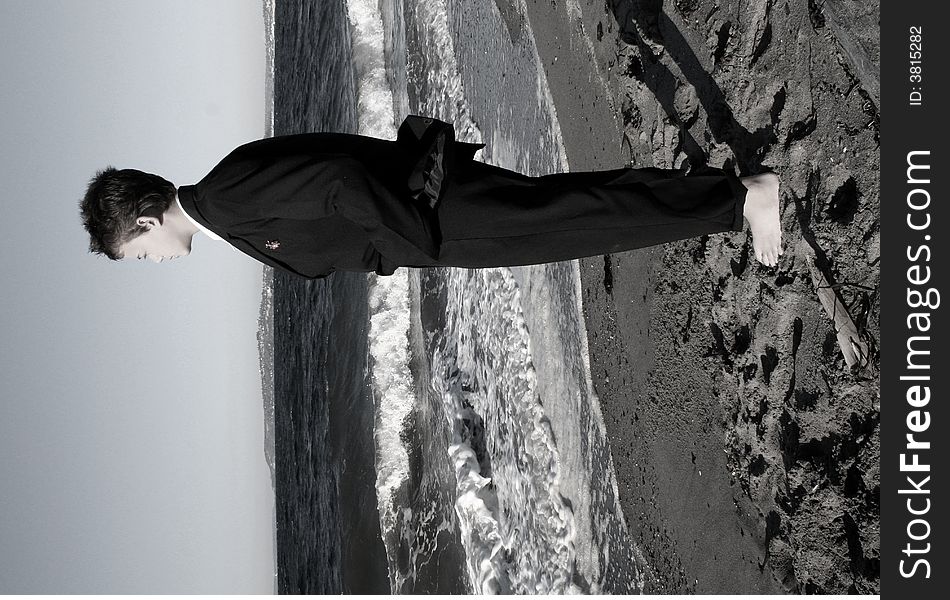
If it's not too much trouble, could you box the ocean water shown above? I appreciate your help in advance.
[267,0,646,593]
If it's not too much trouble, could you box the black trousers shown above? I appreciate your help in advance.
[413,159,747,269]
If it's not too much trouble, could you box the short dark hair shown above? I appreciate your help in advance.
[79,167,177,260]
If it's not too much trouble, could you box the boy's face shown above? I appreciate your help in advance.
[118,215,192,263]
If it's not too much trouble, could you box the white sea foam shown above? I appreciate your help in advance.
[406,0,483,144]
[346,0,398,138]
[343,0,413,587]
[344,0,508,592]
[366,269,413,548]
[433,268,583,593]
[396,0,590,591]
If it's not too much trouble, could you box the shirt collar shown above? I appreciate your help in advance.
[176,193,223,241]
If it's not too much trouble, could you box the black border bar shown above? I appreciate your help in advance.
[882,1,947,594]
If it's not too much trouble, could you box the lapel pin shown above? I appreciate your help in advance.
[265,239,281,250]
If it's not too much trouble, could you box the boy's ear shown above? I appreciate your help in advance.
[136,207,165,229]
[136,215,162,229]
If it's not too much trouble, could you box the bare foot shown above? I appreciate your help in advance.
[740,173,783,267]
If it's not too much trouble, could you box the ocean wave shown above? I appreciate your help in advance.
[344,0,645,593]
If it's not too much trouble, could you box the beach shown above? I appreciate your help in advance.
[519,0,880,593]
[269,0,880,593]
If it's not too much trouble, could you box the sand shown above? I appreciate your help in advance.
[520,0,881,593]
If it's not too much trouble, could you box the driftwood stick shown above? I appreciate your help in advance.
[796,238,870,369]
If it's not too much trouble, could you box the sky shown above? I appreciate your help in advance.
[0,1,275,593]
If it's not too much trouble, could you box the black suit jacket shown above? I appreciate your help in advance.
[177,116,484,279]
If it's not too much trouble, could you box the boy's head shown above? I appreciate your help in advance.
[80,168,195,263]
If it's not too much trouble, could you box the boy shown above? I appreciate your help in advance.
[80,116,781,279]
